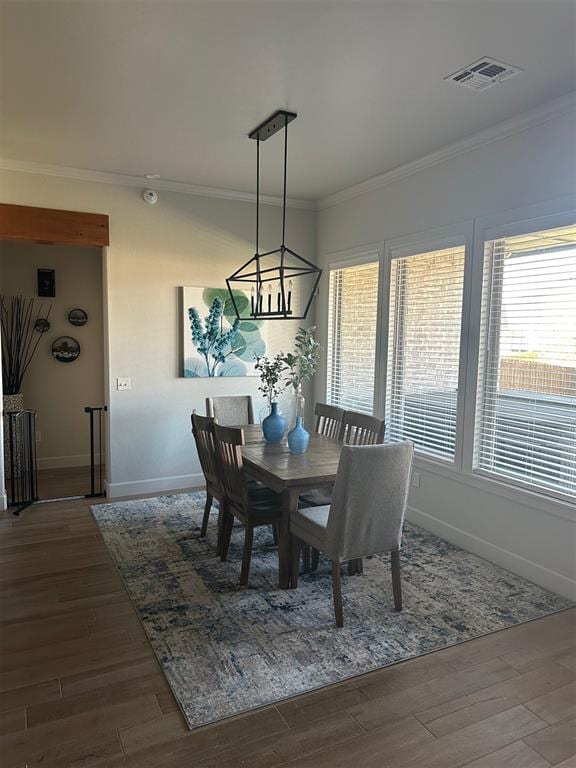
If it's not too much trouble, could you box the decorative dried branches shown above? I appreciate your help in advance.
[0,296,52,395]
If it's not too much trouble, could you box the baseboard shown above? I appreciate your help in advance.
[407,505,576,601]
[37,454,103,470]
[106,473,204,499]
[0,493,7,512]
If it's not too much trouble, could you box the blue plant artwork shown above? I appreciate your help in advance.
[182,287,266,377]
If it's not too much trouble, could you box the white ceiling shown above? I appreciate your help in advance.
[1,1,574,201]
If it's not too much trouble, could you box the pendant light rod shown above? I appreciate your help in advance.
[282,116,288,247]
[256,137,260,256]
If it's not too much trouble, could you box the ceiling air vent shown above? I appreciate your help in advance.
[445,57,522,92]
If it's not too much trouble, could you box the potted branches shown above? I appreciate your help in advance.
[254,354,287,443]
[282,327,320,454]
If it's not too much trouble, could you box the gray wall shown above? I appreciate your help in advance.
[0,172,317,497]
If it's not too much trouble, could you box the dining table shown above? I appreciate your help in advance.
[239,424,344,589]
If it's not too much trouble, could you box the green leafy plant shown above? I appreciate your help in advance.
[282,326,320,392]
[254,354,286,409]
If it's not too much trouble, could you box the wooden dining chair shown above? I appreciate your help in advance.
[213,423,282,586]
[191,412,223,539]
[314,403,346,440]
[206,395,255,426]
[290,441,414,627]
[340,410,386,445]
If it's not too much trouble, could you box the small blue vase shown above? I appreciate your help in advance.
[287,416,310,454]
[262,403,286,444]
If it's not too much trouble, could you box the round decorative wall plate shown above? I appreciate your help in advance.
[35,318,51,333]
[68,308,88,327]
[52,336,80,363]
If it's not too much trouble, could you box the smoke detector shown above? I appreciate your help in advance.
[445,57,522,91]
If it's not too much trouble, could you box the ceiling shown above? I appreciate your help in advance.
[1,1,574,202]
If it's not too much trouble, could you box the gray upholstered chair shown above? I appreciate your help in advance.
[206,395,255,426]
[300,409,386,510]
[290,441,414,627]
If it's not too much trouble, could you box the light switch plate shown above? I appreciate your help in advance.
[412,471,420,488]
[116,377,132,391]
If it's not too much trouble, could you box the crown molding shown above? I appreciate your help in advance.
[2,93,574,214]
[318,92,576,210]
[0,157,316,211]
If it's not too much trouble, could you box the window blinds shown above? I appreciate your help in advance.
[326,260,379,414]
[474,224,576,499]
[386,245,466,459]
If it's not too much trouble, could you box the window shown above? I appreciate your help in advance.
[474,224,576,500]
[385,244,466,459]
[326,260,379,413]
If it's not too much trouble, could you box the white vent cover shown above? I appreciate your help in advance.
[445,57,522,91]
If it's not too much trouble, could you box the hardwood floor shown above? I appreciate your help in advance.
[0,495,574,767]
[36,465,104,500]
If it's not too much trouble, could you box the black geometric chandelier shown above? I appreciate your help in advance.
[226,110,322,320]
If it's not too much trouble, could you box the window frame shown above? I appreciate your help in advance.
[462,206,576,504]
[324,243,384,416]
[383,222,474,469]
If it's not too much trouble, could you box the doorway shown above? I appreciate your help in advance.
[0,204,110,507]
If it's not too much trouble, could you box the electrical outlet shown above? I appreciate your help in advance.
[411,471,420,488]
[116,377,132,391]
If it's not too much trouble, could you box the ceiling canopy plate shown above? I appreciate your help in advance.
[249,110,297,141]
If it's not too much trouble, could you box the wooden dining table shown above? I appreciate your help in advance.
[239,424,344,589]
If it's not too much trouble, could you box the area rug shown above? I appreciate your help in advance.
[92,492,572,729]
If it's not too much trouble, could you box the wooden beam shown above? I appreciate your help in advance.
[0,204,109,247]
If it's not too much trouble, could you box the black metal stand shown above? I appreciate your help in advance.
[84,406,107,498]
[6,410,38,515]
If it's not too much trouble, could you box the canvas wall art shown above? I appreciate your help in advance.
[181,286,266,378]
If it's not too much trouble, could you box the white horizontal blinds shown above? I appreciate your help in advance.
[474,224,576,499]
[386,245,465,459]
[326,260,379,414]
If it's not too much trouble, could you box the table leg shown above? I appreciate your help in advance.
[279,488,299,589]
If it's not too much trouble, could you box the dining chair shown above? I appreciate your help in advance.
[314,403,345,440]
[191,412,223,539]
[213,423,283,585]
[340,410,386,445]
[206,395,255,426]
[290,441,414,627]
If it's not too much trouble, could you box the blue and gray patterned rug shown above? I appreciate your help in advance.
[92,492,571,730]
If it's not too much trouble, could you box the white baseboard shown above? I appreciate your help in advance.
[38,454,103,470]
[407,505,576,602]
[106,473,204,499]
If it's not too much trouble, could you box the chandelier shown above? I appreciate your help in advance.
[226,110,322,320]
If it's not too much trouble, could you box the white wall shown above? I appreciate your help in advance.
[0,243,104,469]
[316,110,576,599]
[0,171,317,497]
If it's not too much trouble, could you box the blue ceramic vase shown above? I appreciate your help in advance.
[287,416,310,454]
[262,403,286,444]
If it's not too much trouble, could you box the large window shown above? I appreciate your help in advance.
[385,244,466,459]
[474,224,576,500]
[326,259,379,414]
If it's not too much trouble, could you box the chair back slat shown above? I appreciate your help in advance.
[314,403,345,440]
[341,410,385,445]
[206,396,255,426]
[213,423,248,512]
[191,412,221,494]
[327,441,414,560]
